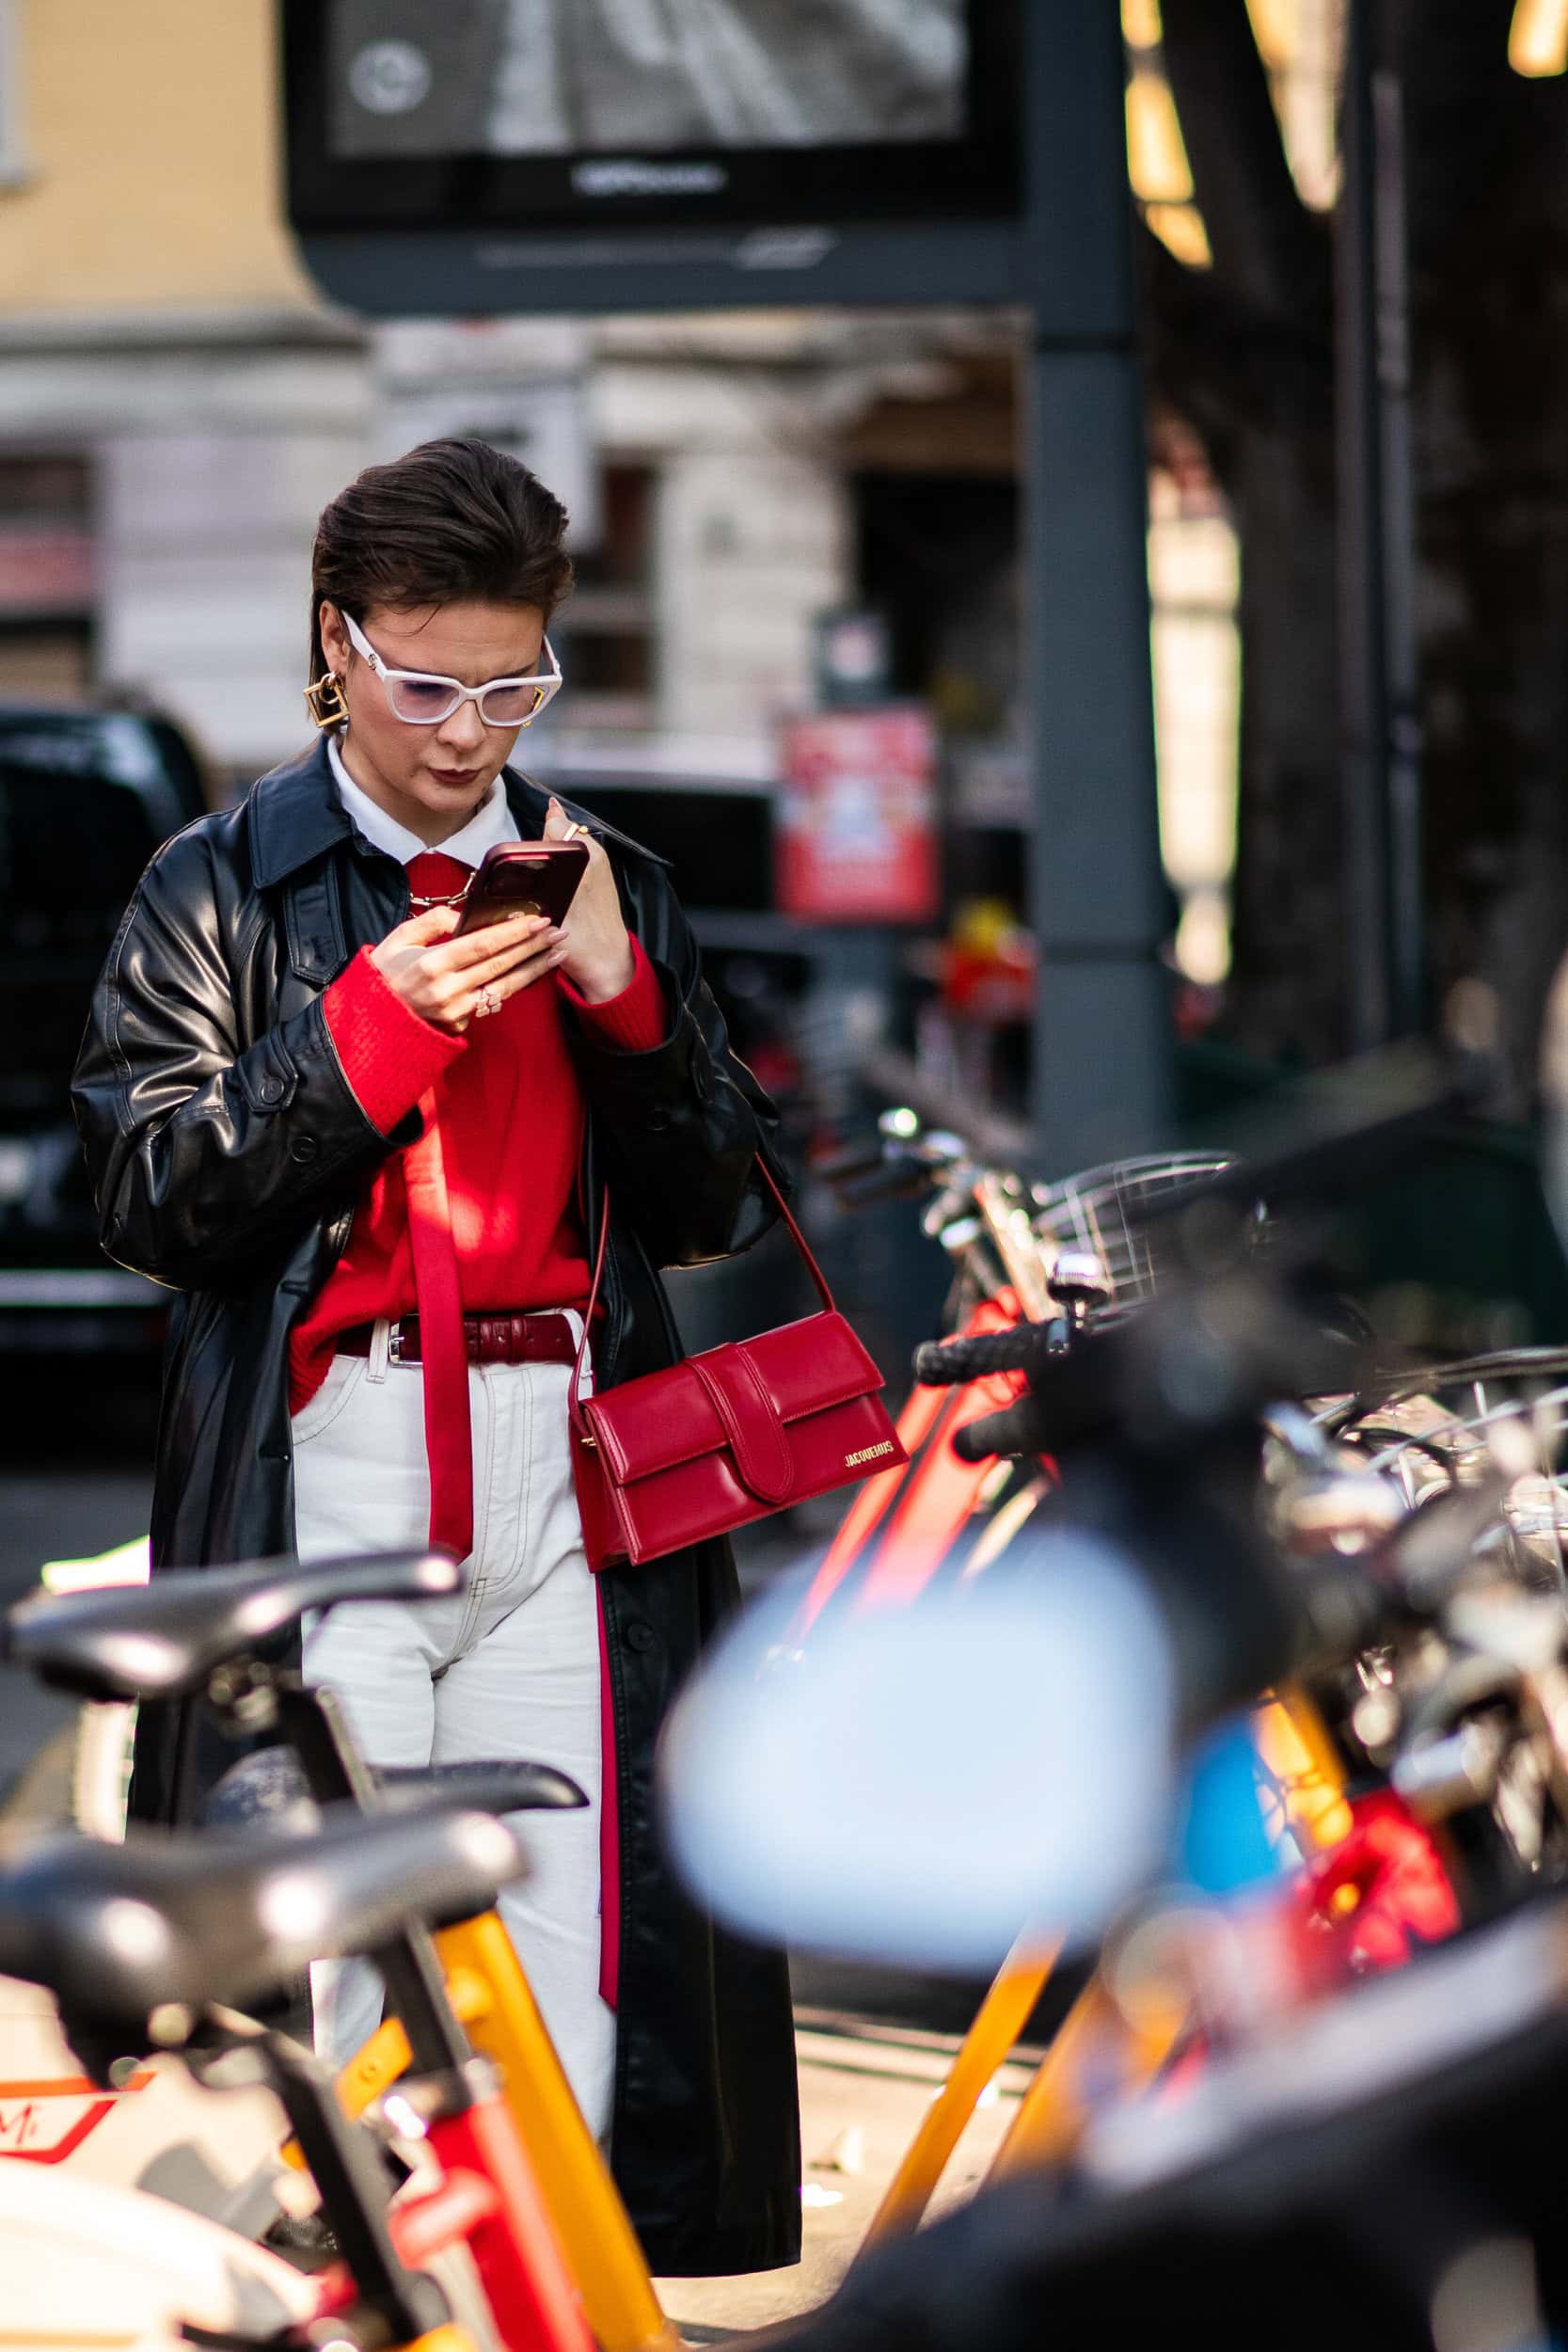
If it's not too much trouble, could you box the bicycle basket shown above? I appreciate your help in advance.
[1326,1347,1568,1599]
[1033,1152,1239,1313]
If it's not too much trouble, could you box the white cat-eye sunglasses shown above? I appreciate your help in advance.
[342,609,562,727]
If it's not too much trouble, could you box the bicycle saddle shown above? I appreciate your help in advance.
[0,1805,524,2082]
[1,1549,463,1702]
[204,1746,588,1834]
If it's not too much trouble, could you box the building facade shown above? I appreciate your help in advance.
[0,0,1291,1003]
[0,0,853,795]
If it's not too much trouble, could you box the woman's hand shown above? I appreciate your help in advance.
[544,798,636,1002]
[371,905,566,1035]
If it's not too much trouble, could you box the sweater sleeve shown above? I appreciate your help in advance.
[322,946,467,1135]
[559,934,668,1055]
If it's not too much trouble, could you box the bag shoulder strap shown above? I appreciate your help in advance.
[569,1156,833,1422]
[753,1158,837,1311]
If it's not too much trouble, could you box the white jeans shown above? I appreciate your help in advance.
[291,1325,615,2141]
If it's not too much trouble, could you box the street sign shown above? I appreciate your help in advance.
[777,707,938,925]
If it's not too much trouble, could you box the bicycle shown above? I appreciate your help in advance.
[3,1549,677,2352]
[681,1072,1568,2270]
[793,1120,1245,2245]
[0,1792,561,2351]
[800,1115,1234,1627]
[665,1079,1568,2348]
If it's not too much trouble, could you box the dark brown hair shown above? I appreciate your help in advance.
[308,437,573,681]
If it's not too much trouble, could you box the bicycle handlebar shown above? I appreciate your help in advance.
[836,1161,939,1210]
[814,1141,895,1184]
[951,1395,1053,1463]
[913,1327,1050,1387]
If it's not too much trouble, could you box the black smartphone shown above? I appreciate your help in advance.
[453,839,590,936]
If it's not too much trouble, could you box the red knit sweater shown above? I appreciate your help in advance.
[291,850,666,1411]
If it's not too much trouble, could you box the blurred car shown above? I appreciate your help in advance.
[0,703,209,1356]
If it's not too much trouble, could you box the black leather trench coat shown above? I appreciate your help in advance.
[71,737,802,2278]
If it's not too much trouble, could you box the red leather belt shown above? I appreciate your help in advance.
[337,1310,578,1369]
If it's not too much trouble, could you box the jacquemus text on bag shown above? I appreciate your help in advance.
[569,1162,908,1572]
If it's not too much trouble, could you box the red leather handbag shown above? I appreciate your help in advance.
[569,1163,908,1572]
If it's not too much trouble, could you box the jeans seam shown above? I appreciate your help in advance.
[452,1366,494,1657]
[512,1362,535,1590]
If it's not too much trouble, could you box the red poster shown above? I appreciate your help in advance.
[777,707,939,923]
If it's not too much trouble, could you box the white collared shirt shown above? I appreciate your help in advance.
[326,731,519,867]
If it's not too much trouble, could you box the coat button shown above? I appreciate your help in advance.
[626,1622,657,1653]
[645,1109,672,1133]
[290,1135,319,1165]
[260,1076,283,1104]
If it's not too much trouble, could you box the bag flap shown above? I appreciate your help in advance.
[691,1345,795,1504]
[586,1311,884,1486]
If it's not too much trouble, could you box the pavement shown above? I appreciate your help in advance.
[657,2007,1032,2342]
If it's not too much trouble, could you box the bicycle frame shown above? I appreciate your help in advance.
[791,1119,1496,2275]
[858,1936,1059,2249]
[0,1998,509,2352]
[798,1292,1047,1632]
[806,1286,1446,2265]
[854,1692,1370,2257]
[12,1593,670,2348]
[252,1676,598,2352]
[311,1905,675,2352]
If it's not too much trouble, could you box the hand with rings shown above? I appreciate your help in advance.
[544,796,635,1001]
[370,901,567,1035]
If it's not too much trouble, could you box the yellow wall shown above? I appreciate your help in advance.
[0,0,316,311]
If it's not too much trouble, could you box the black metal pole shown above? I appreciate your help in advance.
[1371,56,1424,1037]
[1336,0,1422,1044]
[1023,0,1173,1174]
[1336,0,1392,1049]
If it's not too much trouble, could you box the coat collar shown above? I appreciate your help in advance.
[246,738,349,888]
[246,736,669,888]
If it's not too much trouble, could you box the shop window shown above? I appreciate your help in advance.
[562,465,654,731]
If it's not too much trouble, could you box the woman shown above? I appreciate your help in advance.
[71,437,801,2278]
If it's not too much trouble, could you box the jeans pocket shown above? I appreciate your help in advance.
[290,1353,364,1448]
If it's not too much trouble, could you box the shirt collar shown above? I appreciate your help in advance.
[326,731,518,867]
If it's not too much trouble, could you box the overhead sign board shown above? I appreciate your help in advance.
[281,0,1024,314]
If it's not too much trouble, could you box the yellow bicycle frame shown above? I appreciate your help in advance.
[291,1907,676,2352]
[859,1937,1059,2250]
[855,1681,1354,2250]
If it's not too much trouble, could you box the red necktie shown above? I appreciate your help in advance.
[404,852,474,1560]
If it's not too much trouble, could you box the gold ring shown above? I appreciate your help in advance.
[561,819,590,842]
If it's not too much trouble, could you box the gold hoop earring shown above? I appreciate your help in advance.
[304,672,348,731]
